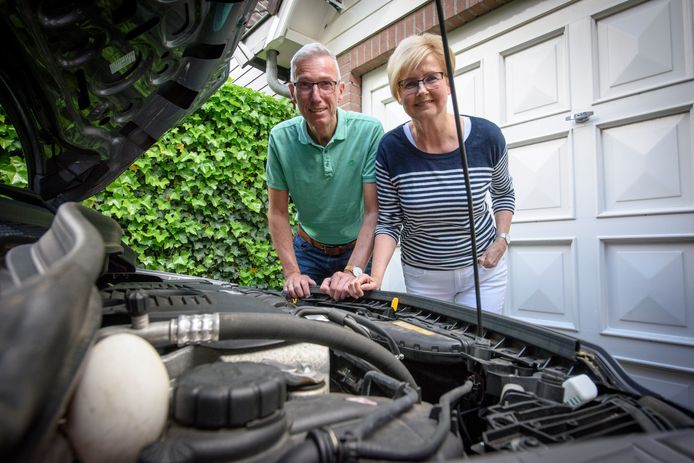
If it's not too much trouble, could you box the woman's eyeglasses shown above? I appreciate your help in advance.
[293,80,338,94]
[398,72,445,94]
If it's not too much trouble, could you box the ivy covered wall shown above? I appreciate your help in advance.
[0,83,296,289]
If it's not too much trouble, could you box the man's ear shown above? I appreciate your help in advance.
[337,80,346,104]
[288,83,297,104]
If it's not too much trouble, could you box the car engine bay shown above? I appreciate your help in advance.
[2,202,693,463]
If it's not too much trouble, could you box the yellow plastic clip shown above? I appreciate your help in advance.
[291,298,298,304]
[390,297,399,312]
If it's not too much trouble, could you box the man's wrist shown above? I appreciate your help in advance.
[283,268,301,278]
[344,265,364,277]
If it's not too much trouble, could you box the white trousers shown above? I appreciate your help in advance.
[402,254,508,314]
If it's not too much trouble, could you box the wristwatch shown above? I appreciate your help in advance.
[495,232,511,245]
[344,265,363,277]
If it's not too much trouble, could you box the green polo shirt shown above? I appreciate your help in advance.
[266,108,383,245]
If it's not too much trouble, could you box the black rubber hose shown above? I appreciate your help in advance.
[360,369,407,396]
[343,317,371,338]
[139,414,287,463]
[295,307,371,338]
[280,373,417,463]
[295,307,402,358]
[217,313,416,388]
[344,311,403,358]
[352,380,474,461]
[351,371,419,440]
[278,427,341,463]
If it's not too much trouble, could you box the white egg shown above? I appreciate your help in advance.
[65,333,170,463]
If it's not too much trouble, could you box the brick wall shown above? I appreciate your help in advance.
[338,0,513,112]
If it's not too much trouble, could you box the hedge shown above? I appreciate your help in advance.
[1,83,296,289]
[0,110,25,186]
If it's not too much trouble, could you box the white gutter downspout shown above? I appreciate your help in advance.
[265,49,291,98]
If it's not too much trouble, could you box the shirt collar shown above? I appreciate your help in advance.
[298,107,346,146]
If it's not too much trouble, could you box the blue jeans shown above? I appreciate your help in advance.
[293,234,370,285]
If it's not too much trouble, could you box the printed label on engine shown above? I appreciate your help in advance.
[110,51,136,74]
[392,320,434,336]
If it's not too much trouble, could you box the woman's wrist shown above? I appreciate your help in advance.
[368,274,383,287]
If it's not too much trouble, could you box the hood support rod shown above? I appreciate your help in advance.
[435,0,484,338]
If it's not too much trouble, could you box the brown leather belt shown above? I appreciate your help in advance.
[297,225,356,256]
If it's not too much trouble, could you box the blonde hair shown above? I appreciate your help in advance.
[387,33,454,101]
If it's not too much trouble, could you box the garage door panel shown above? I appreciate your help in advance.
[597,108,694,216]
[453,62,484,116]
[594,0,692,102]
[600,236,694,345]
[367,83,408,131]
[507,239,579,331]
[502,29,570,125]
[509,135,575,222]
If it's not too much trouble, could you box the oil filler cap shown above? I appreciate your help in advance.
[173,362,286,428]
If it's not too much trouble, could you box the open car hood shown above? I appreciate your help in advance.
[0,0,258,209]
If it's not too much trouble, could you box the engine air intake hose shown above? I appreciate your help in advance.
[217,313,416,388]
[295,307,402,358]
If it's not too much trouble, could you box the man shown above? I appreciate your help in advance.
[266,43,383,300]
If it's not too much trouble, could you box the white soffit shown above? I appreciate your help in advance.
[322,0,429,55]
[252,0,339,68]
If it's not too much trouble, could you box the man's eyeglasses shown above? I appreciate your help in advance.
[293,80,338,94]
[398,72,445,94]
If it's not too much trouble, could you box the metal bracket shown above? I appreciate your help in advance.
[565,111,594,123]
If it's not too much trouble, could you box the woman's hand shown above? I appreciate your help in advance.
[347,274,380,298]
[319,271,356,301]
[478,239,507,268]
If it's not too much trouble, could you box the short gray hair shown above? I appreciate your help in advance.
[290,43,341,82]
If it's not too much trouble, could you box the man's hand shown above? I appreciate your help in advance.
[347,274,380,298]
[319,271,355,301]
[284,272,316,299]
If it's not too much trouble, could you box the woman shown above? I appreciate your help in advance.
[347,33,515,313]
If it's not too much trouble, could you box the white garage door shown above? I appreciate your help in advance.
[362,0,694,409]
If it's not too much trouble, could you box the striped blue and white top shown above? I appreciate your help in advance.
[375,116,515,270]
